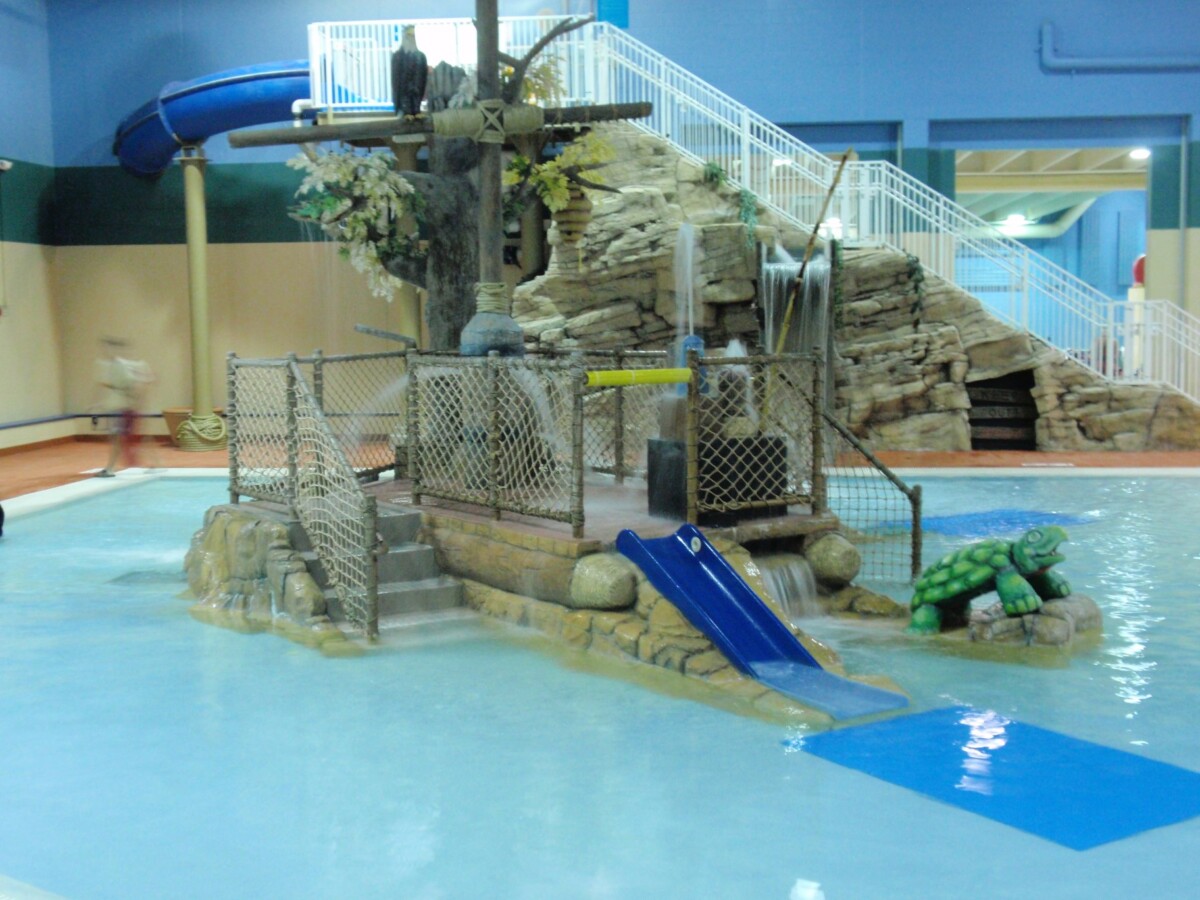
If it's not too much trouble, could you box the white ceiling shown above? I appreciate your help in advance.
[955,147,1148,236]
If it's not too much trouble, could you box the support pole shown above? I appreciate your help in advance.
[478,0,502,288]
[177,148,227,450]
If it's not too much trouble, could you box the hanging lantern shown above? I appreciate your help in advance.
[553,187,592,244]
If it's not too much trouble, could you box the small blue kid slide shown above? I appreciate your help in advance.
[616,524,908,721]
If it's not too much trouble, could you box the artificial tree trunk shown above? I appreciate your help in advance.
[382,136,481,351]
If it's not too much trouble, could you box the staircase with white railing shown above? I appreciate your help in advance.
[305,16,1200,402]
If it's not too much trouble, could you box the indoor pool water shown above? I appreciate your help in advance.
[1,473,1199,898]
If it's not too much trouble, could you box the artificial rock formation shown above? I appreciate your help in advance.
[513,125,798,353]
[461,532,904,723]
[831,247,1200,451]
[184,505,350,651]
[513,126,1200,452]
[965,594,1103,647]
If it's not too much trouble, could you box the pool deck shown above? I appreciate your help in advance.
[4,437,1200,502]
[5,436,1200,553]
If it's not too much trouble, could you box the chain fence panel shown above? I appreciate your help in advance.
[573,350,670,479]
[291,364,379,637]
[313,351,408,479]
[409,354,581,525]
[823,413,922,589]
[693,354,818,518]
[228,359,295,503]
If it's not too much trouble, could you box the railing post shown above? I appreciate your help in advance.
[910,483,923,581]
[613,349,626,483]
[590,23,610,106]
[285,353,299,507]
[395,349,411,478]
[571,361,586,539]
[811,353,827,514]
[487,352,501,521]
[740,108,751,193]
[312,348,324,411]
[226,352,239,504]
[685,347,700,526]
[364,494,379,639]
[408,356,422,507]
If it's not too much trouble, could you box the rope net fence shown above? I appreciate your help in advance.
[227,359,294,503]
[823,412,923,587]
[691,354,819,519]
[408,353,582,529]
[291,364,380,637]
[311,351,408,479]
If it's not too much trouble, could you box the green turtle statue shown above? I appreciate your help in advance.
[908,526,1071,634]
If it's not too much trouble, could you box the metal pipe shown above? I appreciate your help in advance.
[1040,21,1200,73]
[585,368,691,387]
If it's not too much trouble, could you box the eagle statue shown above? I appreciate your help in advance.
[391,25,428,117]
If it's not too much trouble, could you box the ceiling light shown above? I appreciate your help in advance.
[1129,148,1151,161]
[998,213,1030,235]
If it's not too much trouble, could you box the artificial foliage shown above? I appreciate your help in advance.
[503,131,615,213]
[287,151,427,300]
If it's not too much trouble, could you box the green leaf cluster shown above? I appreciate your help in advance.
[287,151,425,300]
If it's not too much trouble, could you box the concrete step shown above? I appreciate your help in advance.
[324,575,463,619]
[283,502,420,553]
[376,502,422,544]
[300,541,438,589]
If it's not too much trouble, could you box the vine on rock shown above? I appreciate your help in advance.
[905,252,926,332]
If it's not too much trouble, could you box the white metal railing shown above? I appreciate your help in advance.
[305,17,1200,402]
[307,16,592,113]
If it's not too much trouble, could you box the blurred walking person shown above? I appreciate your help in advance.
[93,337,158,476]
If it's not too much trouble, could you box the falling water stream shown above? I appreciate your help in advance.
[756,553,822,622]
[674,222,698,343]
[760,246,832,357]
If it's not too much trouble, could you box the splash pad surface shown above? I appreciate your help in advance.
[2,473,1199,897]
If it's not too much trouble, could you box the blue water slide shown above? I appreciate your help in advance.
[113,60,312,176]
[616,524,909,721]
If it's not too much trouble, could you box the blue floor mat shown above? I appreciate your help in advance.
[871,508,1094,538]
[920,509,1094,538]
[795,706,1200,850]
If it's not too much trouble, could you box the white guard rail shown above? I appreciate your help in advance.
[306,17,1200,402]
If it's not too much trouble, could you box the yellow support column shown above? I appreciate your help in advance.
[177,148,227,450]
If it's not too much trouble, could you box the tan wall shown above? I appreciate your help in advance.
[1145,227,1200,317]
[0,241,67,450]
[2,241,422,447]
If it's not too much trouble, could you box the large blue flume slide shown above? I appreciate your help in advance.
[113,61,311,176]
[616,524,909,721]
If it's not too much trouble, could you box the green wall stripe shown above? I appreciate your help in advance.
[1148,143,1182,230]
[51,163,307,246]
[0,160,56,244]
[896,148,955,233]
[1147,142,1200,230]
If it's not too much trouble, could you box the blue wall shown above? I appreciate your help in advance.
[28,1,1200,165]
[0,0,54,166]
[1024,191,1147,300]
[629,0,1200,150]
[44,0,553,167]
[0,0,1192,285]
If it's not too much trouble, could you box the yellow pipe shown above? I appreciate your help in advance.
[585,368,692,387]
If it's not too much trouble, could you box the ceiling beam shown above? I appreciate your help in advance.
[1035,149,1082,171]
[957,170,1145,193]
[961,191,1041,220]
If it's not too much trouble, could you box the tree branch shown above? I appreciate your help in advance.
[501,14,595,105]
[381,252,428,290]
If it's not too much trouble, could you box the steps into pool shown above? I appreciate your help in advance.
[260,499,465,624]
